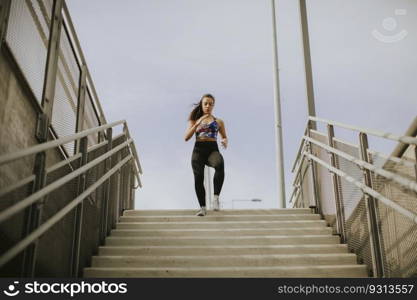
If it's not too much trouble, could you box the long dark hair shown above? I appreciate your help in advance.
[188,94,216,121]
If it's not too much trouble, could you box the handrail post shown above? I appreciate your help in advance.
[20,0,64,277]
[327,124,347,243]
[120,162,126,213]
[74,65,87,153]
[125,163,132,210]
[298,161,306,208]
[0,0,11,51]
[414,146,417,180]
[122,124,131,211]
[113,150,122,227]
[70,136,87,278]
[129,163,135,209]
[299,0,317,124]
[38,0,64,139]
[306,121,321,215]
[119,152,124,216]
[20,152,46,277]
[359,132,385,277]
[100,128,112,244]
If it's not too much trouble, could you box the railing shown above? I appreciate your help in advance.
[0,120,142,277]
[0,0,144,277]
[290,116,417,278]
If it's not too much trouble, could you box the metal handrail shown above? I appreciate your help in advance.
[368,149,416,168]
[0,120,124,166]
[291,123,309,172]
[309,116,417,145]
[0,175,35,198]
[303,151,417,224]
[0,138,133,224]
[0,1,143,277]
[0,154,132,268]
[303,135,417,194]
[46,153,82,174]
[123,123,143,189]
[0,133,126,199]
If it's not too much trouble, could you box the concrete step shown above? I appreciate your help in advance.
[98,244,350,256]
[83,265,368,278]
[118,214,321,223]
[123,209,312,216]
[110,227,334,237]
[116,220,328,230]
[105,235,340,246]
[91,253,358,268]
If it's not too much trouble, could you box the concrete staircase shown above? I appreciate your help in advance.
[83,208,368,277]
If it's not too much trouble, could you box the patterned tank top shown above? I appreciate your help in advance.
[195,117,219,139]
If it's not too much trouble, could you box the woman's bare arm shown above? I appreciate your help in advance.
[184,115,210,141]
[184,120,199,142]
[218,119,228,148]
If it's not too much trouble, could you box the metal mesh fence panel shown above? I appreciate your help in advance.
[310,130,336,220]
[51,24,80,156]
[299,158,313,208]
[34,153,80,276]
[6,0,51,102]
[85,142,107,206]
[369,149,417,277]
[377,201,417,277]
[333,138,372,274]
[84,90,100,147]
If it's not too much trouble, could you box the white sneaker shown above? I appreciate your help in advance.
[196,207,207,216]
[213,195,220,211]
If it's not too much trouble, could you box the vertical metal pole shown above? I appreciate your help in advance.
[126,163,132,210]
[40,0,64,122]
[19,0,64,273]
[327,124,347,243]
[299,0,316,128]
[123,165,128,212]
[204,166,212,209]
[359,132,384,277]
[22,0,63,276]
[306,121,321,214]
[131,161,137,209]
[114,151,121,226]
[0,0,11,50]
[122,124,133,211]
[100,128,112,244]
[74,65,87,152]
[70,136,87,278]
[298,161,306,209]
[414,146,417,180]
[118,157,124,218]
[270,0,286,208]
[125,164,132,210]
[20,152,46,277]
[129,163,135,209]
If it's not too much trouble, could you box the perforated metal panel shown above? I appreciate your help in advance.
[292,124,417,278]
[84,89,100,147]
[51,23,80,156]
[310,130,336,217]
[370,150,417,277]
[6,0,52,102]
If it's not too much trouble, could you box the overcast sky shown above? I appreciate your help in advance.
[66,0,416,210]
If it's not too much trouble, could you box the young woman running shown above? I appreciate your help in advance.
[184,94,228,216]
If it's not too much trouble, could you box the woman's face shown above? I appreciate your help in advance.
[201,97,215,114]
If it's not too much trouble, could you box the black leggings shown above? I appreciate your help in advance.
[191,141,225,207]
